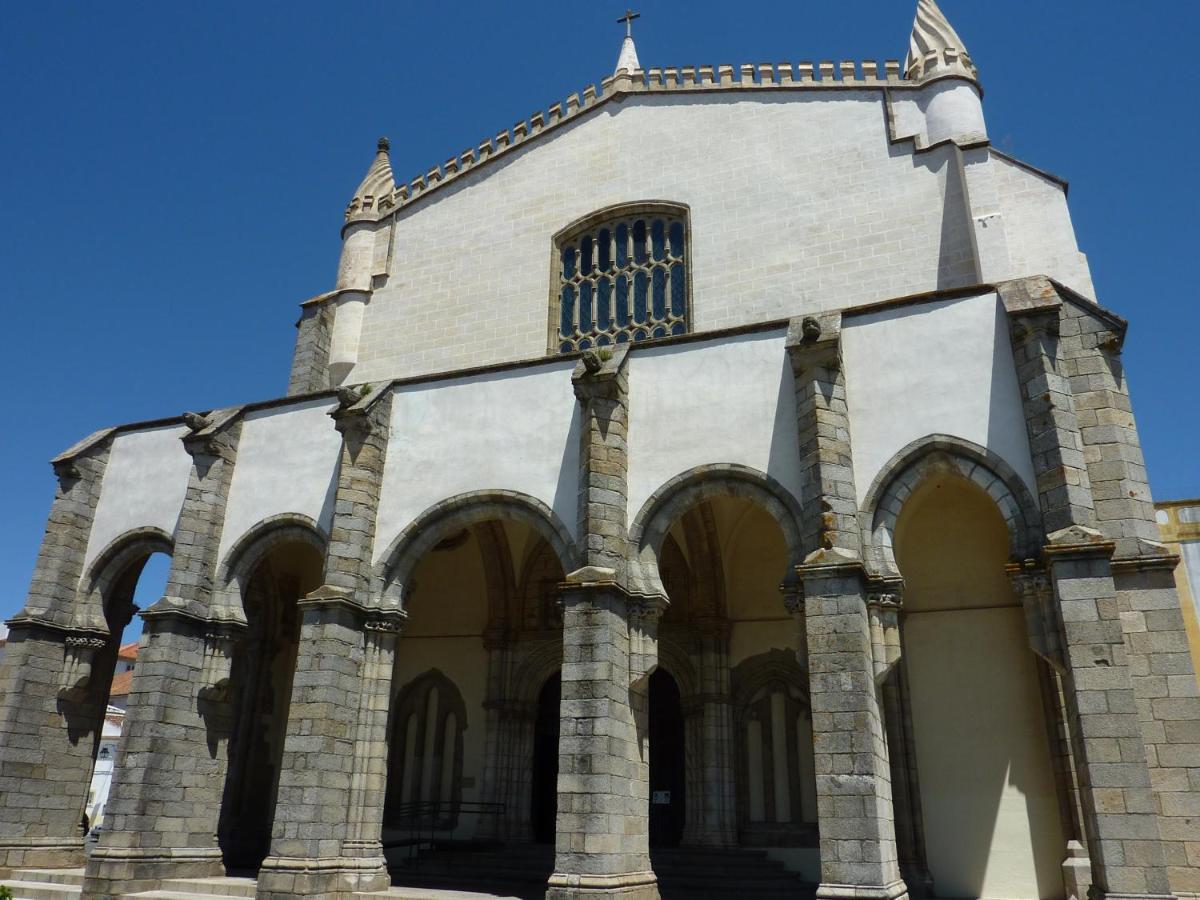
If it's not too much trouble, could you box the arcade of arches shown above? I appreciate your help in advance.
[59,475,1089,896]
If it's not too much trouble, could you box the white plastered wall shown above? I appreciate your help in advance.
[841,292,1037,502]
[219,398,342,562]
[351,92,983,382]
[85,425,193,569]
[993,153,1095,299]
[374,362,580,564]
[626,330,801,525]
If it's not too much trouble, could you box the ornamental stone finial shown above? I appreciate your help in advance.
[345,135,396,223]
[904,0,978,83]
[614,9,641,74]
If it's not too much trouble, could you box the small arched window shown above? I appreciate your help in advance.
[552,202,690,353]
[732,650,817,845]
[385,669,468,829]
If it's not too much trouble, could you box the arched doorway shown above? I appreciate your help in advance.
[648,668,685,848]
[219,537,323,871]
[531,672,560,844]
[78,542,172,833]
[894,471,1065,899]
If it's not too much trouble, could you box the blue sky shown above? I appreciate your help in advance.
[1,1,1197,630]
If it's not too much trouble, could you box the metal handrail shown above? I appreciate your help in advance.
[383,800,506,865]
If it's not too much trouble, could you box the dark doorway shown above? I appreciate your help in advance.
[649,668,685,847]
[532,672,561,844]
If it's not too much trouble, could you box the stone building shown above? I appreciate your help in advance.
[1,2,1198,899]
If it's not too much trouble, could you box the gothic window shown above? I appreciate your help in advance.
[385,669,467,829]
[552,203,690,353]
[732,650,817,845]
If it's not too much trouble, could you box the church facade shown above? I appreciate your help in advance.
[2,2,1198,899]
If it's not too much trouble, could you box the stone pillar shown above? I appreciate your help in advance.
[548,346,660,900]
[257,385,401,899]
[793,558,906,900]
[1051,288,1200,898]
[786,315,908,900]
[0,430,112,874]
[689,630,737,847]
[1039,532,1175,899]
[84,408,244,897]
[1003,282,1176,899]
[287,296,334,396]
[550,573,659,900]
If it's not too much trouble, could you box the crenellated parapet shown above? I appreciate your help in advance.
[340,55,992,226]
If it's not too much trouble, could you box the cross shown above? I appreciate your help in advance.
[617,8,640,38]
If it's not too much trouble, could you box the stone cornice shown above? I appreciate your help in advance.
[73,277,1134,448]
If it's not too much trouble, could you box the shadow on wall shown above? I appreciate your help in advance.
[904,144,977,292]
[767,356,800,495]
[895,473,1065,900]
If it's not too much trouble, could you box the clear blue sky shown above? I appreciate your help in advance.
[2,1,1197,630]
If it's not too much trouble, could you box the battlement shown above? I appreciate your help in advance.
[344,57,979,226]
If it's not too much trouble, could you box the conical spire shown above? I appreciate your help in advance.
[345,137,395,222]
[614,9,641,74]
[904,0,977,83]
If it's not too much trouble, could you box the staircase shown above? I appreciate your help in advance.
[1,869,259,900]
[387,843,817,899]
[3,868,82,900]
[6,847,816,899]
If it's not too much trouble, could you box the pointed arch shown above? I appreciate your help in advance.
[628,464,805,597]
[212,514,328,619]
[860,434,1042,574]
[76,526,174,631]
[376,490,580,608]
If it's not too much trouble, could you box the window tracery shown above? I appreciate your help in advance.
[553,204,689,352]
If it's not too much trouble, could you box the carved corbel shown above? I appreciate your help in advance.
[330,382,390,445]
[1007,561,1063,671]
[784,313,842,377]
[197,623,242,704]
[58,631,109,702]
[867,580,904,683]
[571,344,630,406]
[780,578,807,661]
[628,592,668,686]
[181,407,243,459]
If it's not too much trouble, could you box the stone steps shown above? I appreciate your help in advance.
[4,868,84,900]
[3,881,82,900]
[388,844,816,899]
[124,876,257,899]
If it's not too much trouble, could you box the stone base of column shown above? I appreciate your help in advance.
[82,846,223,898]
[255,853,390,899]
[546,870,660,900]
[0,837,84,876]
[816,879,909,900]
[1097,895,1178,900]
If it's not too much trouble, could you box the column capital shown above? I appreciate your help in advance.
[300,585,407,629]
[1043,524,1117,562]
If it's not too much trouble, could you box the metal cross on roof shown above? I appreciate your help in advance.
[617,9,640,38]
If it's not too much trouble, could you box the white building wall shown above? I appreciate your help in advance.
[993,153,1095,298]
[373,362,580,565]
[626,330,802,523]
[85,425,192,570]
[841,291,1037,503]
[219,398,342,562]
[351,92,982,383]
